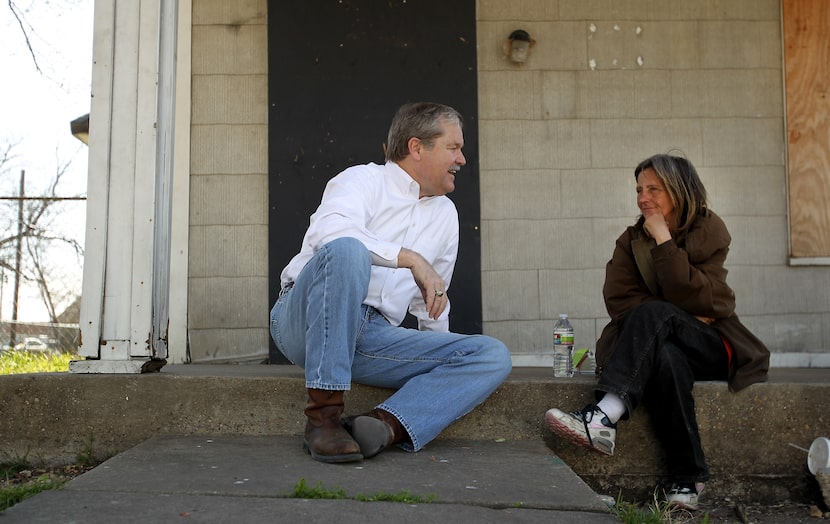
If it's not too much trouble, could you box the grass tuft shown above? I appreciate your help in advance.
[0,474,67,511]
[289,478,347,500]
[1,446,105,512]
[354,490,435,504]
[0,452,32,480]
[0,349,75,375]
[0,452,73,512]
[610,490,711,524]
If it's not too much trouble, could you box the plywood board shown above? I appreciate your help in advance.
[784,0,830,257]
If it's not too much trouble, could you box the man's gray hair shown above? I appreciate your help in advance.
[385,102,463,162]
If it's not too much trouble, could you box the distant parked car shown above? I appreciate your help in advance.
[15,337,51,352]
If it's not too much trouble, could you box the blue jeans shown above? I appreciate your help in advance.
[596,301,729,483]
[270,237,512,452]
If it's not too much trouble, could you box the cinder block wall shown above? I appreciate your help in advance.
[188,0,270,362]
[476,0,830,364]
[186,0,830,364]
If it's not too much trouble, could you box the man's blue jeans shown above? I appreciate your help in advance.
[596,301,729,483]
[270,237,512,452]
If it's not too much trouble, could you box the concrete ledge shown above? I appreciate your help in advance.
[1,365,827,503]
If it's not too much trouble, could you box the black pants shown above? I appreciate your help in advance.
[596,301,729,483]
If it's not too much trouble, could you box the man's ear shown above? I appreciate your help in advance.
[407,137,422,160]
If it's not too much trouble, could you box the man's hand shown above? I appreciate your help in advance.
[398,248,447,320]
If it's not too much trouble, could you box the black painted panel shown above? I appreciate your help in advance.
[268,0,481,362]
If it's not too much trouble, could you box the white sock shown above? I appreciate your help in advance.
[596,393,626,424]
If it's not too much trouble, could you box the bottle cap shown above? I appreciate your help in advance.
[559,313,568,319]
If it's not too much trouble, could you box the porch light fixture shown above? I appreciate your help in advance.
[70,113,90,145]
[506,29,535,64]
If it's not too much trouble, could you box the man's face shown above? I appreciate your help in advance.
[414,120,466,198]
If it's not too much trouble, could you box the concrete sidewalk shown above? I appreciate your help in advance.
[1,435,617,523]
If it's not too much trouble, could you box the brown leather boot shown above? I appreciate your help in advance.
[303,389,362,463]
[343,408,407,459]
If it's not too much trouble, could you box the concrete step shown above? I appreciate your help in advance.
[1,365,827,503]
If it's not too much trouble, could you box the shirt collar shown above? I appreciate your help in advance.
[385,161,421,198]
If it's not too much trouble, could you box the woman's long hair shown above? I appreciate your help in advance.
[634,153,708,236]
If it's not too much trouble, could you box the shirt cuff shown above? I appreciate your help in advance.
[370,246,401,268]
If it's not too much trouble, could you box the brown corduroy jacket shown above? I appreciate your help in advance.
[595,209,770,392]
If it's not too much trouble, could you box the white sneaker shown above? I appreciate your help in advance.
[545,404,616,456]
[665,482,705,511]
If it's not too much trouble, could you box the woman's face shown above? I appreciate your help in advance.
[636,167,676,228]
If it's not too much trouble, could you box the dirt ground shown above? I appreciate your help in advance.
[672,499,829,523]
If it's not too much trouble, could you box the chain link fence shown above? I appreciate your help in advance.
[0,170,85,354]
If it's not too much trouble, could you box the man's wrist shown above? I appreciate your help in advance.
[397,247,420,269]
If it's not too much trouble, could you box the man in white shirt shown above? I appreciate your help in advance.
[270,102,512,463]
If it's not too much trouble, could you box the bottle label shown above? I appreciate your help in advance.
[553,333,574,345]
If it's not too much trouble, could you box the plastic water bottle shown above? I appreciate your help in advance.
[553,313,574,377]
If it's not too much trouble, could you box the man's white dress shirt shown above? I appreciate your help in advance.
[280,161,459,332]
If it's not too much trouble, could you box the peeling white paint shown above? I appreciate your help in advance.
[589,58,597,70]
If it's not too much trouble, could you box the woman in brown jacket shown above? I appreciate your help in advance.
[544,154,769,510]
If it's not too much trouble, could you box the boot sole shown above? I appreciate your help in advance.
[302,439,363,463]
[666,499,699,511]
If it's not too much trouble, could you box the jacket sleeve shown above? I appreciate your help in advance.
[651,212,735,318]
[603,227,660,322]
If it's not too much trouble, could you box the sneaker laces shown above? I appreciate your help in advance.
[669,482,704,495]
[669,483,695,495]
[572,405,605,448]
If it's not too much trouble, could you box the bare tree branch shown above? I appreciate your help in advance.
[7,0,42,73]
[26,239,57,323]
[0,142,19,169]
[1,140,84,328]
